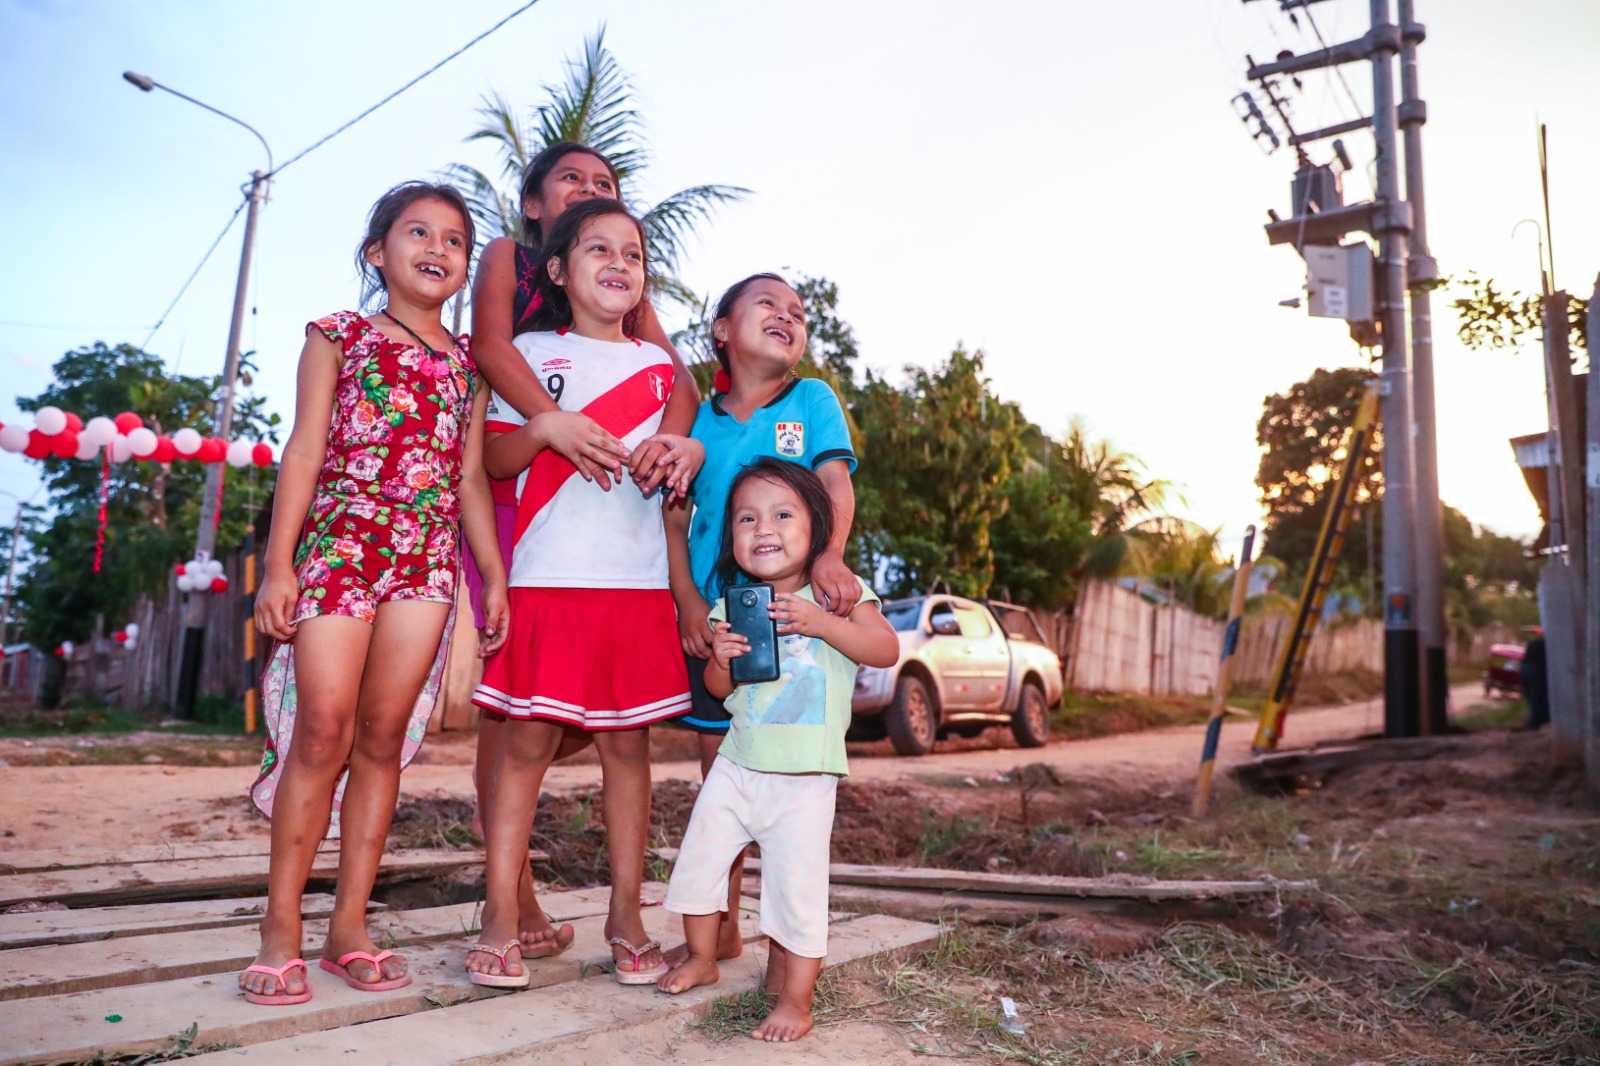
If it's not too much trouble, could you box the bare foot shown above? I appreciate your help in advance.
[239,915,307,1001]
[752,1001,813,1042]
[517,868,574,958]
[321,925,407,985]
[663,917,744,967]
[657,954,719,995]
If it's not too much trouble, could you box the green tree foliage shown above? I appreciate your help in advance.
[851,348,1024,599]
[13,343,279,654]
[1453,272,1588,358]
[1442,504,1540,628]
[1255,366,1380,595]
[444,26,747,310]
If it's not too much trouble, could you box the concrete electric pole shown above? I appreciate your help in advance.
[1245,0,1425,737]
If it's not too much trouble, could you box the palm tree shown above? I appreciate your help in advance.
[443,25,748,310]
[1053,419,1177,579]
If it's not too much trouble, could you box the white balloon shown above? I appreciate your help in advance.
[176,573,195,592]
[124,622,140,639]
[73,436,99,461]
[124,639,138,652]
[172,428,202,454]
[83,417,117,445]
[127,427,158,457]
[61,641,74,656]
[207,559,225,578]
[0,424,29,453]
[225,440,254,468]
[110,435,133,463]
[33,406,66,436]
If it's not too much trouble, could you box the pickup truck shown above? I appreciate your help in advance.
[850,594,1064,756]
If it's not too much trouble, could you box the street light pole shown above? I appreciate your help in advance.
[124,72,272,718]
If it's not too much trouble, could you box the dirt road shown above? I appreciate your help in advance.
[0,687,1460,853]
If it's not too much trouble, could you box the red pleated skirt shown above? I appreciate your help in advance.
[472,587,690,730]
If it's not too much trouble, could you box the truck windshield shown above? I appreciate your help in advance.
[883,602,922,632]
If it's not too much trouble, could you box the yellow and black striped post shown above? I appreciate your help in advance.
[1193,524,1256,817]
[1252,379,1380,752]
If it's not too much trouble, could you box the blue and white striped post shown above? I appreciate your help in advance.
[1193,525,1256,817]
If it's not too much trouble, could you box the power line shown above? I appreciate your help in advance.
[141,197,248,351]
[1301,3,1366,118]
[268,0,545,178]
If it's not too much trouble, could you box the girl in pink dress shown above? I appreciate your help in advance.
[240,182,507,1005]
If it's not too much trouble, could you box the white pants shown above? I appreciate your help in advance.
[664,756,837,958]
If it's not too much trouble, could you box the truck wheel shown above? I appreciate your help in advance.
[888,675,938,756]
[1010,680,1050,748]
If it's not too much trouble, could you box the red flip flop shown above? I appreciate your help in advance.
[241,958,313,1005]
[319,949,412,991]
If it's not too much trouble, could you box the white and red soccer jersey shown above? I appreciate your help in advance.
[484,330,674,589]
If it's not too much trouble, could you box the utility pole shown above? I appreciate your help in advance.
[1247,0,1422,737]
[1,506,20,647]
[1368,0,1422,737]
[1397,0,1447,734]
[174,170,268,718]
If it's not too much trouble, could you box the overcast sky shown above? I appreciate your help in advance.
[3,0,1596,562]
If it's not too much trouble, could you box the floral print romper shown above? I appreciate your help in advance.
[251,311,476,832]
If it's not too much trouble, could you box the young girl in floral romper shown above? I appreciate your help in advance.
[240,182,508,1005]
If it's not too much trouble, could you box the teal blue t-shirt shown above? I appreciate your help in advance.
[687,378,856,604]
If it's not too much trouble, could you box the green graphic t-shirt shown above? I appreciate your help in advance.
[709,579,880,777]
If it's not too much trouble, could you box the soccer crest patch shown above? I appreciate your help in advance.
[775,421,804,457]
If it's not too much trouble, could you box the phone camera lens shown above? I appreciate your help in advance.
[740,590,759,608]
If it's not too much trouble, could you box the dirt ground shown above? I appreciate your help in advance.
[5,686,1599,1064]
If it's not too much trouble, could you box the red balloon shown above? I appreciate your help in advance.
[201,438,226,463]
[174,563,187,576]
[151,437,177,463]
[50,432,79,459]
[55,646,65,657]
[113,631,128,643]
[210,576,229,593]
[113,412,143,434]
[24,430,51,459]
[63,412,83,433]
[251,442,274,466]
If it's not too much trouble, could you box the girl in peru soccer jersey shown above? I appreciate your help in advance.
[241,182,508,1005]
[465,198,687,989]
[464,142,703,960]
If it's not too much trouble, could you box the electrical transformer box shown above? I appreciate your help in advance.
[1305,243,1373,325]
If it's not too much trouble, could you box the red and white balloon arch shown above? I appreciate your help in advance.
[0,407,275,468]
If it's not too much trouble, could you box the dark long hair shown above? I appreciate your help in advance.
[518,142,623,246]
[526,198,649,332]
[715,457,835,589]
[355,181,475,309]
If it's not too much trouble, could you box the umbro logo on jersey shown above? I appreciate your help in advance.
[541,358,572,371]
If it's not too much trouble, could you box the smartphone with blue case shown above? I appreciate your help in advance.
[726,582,779,685]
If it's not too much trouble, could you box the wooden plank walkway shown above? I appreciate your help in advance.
[0,839,332,875]
[0,893,352,951]
[0,888,763,1066]
[178,915,938,1066]
[0,848,493,909]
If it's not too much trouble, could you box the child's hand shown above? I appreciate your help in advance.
[678,595,713,659]
[770,591,830,638]
[810,551,861,617]
[629,434,704,498]
[708,621,749,672]
[478,583,509,658]
[254,562,301,642]
[535,411,630,489]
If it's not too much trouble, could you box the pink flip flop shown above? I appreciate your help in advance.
[319,949,412,991]
[241,958,313,1005]
[608,936,668,985]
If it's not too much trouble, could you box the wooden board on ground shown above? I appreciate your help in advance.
[0,839,335,875]
[177,914,941,1065]
[0,887,622,1001]
[0,893,358,951]
[0,848,502,909]
[740,857,1314,901]
[0,887,755,1066]
[1233,736,1460,792]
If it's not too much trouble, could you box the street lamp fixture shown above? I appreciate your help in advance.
[123,71,273,717]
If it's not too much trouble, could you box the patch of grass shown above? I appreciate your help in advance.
[693,983,774,1040]
[65,1023,235,1064]
[917,807,986,862]
[1231,668,1384,712]
[1457,698,1527,732]
[1051,692,1212,741]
